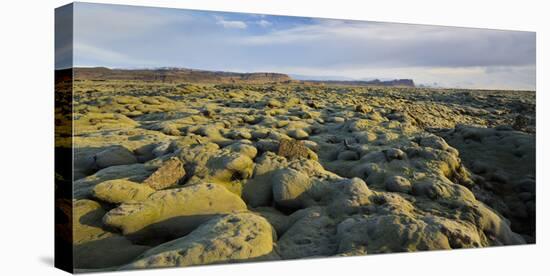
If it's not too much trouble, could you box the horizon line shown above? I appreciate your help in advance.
[55,65,536,92]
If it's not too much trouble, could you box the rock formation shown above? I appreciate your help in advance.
[60,74,535,271]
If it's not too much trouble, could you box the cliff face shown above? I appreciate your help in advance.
[381,79,415,87]
[73,67,292,84]
[70,67,415,87]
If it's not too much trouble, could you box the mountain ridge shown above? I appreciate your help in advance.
[66,67,415,87]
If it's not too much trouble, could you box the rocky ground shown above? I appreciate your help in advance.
[56,79,535,271]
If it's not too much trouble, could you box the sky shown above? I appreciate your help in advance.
[57,2,536,90]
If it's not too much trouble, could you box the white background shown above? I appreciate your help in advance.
[0,0,547,275]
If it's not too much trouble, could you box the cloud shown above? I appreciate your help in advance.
[69,3,535,90]
[256,20,272,27]
[240,20,535,68]
[73,3,190,43]
[215,16,247,29]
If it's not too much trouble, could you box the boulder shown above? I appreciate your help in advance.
[385,175,412,193]
[252,207,292,237]
[72,199,149,269]
[225,143,258,159]
[103,183,247,243]
[337,150,359,161]
[355,104,372,114]
[73,112,138,133]
[74,163,155,199]
[281,176,372,215]
[73,199,112,245]
[175,142,255,194]
[92,179,155,204]
[75,236,150,269]
[267,99,283,108]
[122,213,276,268]
[324,178,373,216]
[242,152,288,207]
[152,142,172,158]
[289,129,309,140]
[272,168,312,209]
[336,214,451,254]
[278,139,317,161]
[277,208,337,259]
[143,157,186,190]
[207,151,255,181]
[94,146,137,169]
[383,148,406,161]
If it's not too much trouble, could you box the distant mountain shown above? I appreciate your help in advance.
[73,67,292,84]
[67,67,415,87]
[301,79,415,87]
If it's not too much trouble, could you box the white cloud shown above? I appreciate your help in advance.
[240,20,535,68]
[256,20,272,27]
[70,3,535,90]
[215,16,247,29]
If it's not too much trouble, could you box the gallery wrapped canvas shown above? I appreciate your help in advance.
[55,2,536,273]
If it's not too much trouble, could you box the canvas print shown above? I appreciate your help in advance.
[55,2,536,273]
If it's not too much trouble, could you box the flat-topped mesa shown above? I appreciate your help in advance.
[384,79,415,87]
[72,67,292,84]
[238,72,292,83]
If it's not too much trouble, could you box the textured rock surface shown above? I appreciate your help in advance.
[74,163,155,199]
[72,199,150,269]
[277,208,338,259]
[143,157,185,190]
[242,152,288,207]
[278,139,317,160]
[122,213,276,269]
[272,168,312,209]
[73,199,113,245]
[336,214,453,254]
[94,146,138,169]
[103,183,247,243]
[65,78,534,270]
[385,175,412,193]
[442,125,536,239]
[252,206,292,236]
[92,179,155,204]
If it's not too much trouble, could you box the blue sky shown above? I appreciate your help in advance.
[59,2,536,90]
